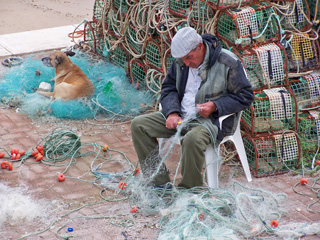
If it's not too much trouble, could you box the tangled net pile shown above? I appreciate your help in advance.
[0,50,154,120]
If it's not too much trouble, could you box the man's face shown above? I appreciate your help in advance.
[180,43,205,68]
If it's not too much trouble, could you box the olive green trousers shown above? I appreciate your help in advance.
[131,111,219,188]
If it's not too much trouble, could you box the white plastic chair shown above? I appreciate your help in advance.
[205,111,252,188]
[159,110,252,188]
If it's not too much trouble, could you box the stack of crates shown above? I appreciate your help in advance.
[275,0,320,169]
[85,0,319,175]
[213,0,306,177]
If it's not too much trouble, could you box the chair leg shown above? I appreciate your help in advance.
[205,144,219,188]
[232,132,252,182]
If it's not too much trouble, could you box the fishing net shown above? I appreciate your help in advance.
[0,51,154,120]
[0,182,56,228]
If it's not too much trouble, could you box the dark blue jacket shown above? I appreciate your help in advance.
[161,34,254,139]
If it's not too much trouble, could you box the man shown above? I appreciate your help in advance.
[131,27,254,189]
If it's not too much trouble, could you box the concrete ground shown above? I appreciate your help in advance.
[0,28,319,240]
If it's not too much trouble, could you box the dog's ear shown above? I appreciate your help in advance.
[64,51,76,57]
[54,56,64,65]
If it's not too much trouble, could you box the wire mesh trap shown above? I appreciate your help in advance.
[169,0,191,18]
[285,31,320,73]
[112,0,130,14]
[243,131,301,177]
[93,0,105,22]
[109,43,131,73]
[275,0,312,32]
[84,21,99,54]
[298,110,320,145]
[216,2,281,49]
[145,37,166,71]
[233,42,288,90]
[190,1,215,28]
[125,23,145,57]
[201,0,259,11]
[163,50,175,76]
[104,10,124,38]
[298,110,320,166]
[84,21,106,55]
[241,87,298,136]
[129,58,149,90]
[146,69,165,102]
[307,0,320,23]
[289,70,320,110]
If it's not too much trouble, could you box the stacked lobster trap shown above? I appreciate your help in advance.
[212,0,319,176]
[84,0,320,176]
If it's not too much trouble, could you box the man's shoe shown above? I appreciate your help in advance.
[152,182,174,190]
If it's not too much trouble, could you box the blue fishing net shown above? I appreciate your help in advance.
[0,51,154,120]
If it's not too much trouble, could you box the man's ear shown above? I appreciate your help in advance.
[64,51,76,57]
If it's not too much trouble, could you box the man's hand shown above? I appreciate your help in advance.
[196,102,217,117]
[166,113,182,129]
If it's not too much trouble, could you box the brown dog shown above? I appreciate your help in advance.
[38,51,94,100]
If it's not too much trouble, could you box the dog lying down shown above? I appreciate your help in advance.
[38,51,95,100]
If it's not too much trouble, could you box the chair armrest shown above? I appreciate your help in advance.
[218,113,236,129]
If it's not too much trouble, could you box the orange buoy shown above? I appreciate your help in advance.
[36,145,44,151]
[32,150,39,156]
[1,161,13,170]
[36,154,43,162]
[300,178,308,185]
[133,169,140,176]
[130,206,138,213]
[271,220,279,228]
[58,173,66,182]
[118,181,127,190]
[11,148,19,155]
[101,144,109,152]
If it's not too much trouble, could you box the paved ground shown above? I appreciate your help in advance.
[0,52,320,240]
[0,99,320,239]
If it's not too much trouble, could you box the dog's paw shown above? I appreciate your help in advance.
[38,82,52,92]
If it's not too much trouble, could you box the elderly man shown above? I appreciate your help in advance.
[131,27,254,189]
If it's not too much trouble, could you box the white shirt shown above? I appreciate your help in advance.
[181,67,202,119]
